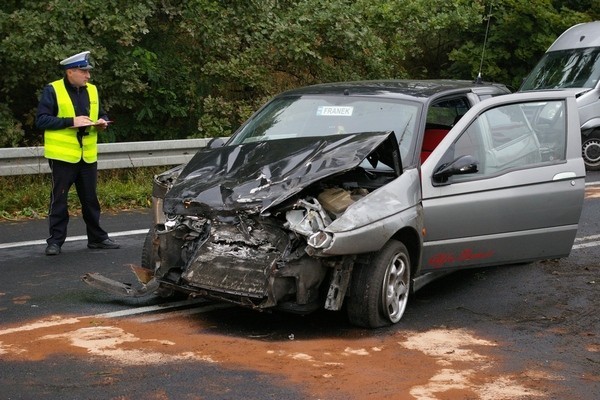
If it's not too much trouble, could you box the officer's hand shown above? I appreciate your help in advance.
[72,116,93,127]
[95,118,110,131]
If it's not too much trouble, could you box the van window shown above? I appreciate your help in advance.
[521,47,600,90]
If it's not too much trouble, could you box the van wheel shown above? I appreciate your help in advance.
[582,131,600,171]
[347,240,411,328]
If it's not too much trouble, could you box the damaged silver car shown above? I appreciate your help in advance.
[84,80,585,328]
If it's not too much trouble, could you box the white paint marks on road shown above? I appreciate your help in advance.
[400,329,544,399]
[572,234,600,250]
[2,226,600,252]
[0,298,223,336]
[0,229,149,249]
[0,315,81,336]
[40,325,218,365]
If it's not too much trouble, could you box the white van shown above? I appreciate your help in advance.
[520,21,600,170]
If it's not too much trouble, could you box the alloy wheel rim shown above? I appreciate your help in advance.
[382,253,410,323]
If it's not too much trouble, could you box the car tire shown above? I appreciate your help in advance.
[141,228,156,270]
[346,240,411,328]
[582,130,600,171]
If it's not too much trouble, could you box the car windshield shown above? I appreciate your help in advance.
[229,95,420,164]
[521,47,600,90]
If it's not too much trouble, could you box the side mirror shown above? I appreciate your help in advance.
[432,155,479,184]
[207,137,226,149]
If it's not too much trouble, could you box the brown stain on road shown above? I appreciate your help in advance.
[0,314,558,399]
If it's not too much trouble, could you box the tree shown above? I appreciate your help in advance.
[0,0,596,147]
[0,0,160,145]
[357,0,485,78]
[448,0,592,89]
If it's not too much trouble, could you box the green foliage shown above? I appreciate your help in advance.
[0,167,164,221]
[195,95,260,138]
[358,0,484,78]
[0,174,48,220]
[0,103,24,147]
[0,0,597,147]
[448,0,592,89]
[96,168,157,209]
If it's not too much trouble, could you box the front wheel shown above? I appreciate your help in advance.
[346,240,411,328]
[141,228,156,270]
[582,130,600,171]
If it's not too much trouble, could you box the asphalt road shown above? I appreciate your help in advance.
[0,174,599,400]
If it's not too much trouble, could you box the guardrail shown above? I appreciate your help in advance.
[0,139,213,176]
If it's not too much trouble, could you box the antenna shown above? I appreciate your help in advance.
[476,2,494,84]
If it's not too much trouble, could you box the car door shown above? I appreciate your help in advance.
[420,91,585,272]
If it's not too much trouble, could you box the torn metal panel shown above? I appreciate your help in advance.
[82,273,159,298]
[324,256,355,311]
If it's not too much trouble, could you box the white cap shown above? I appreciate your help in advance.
[59,51,93,70]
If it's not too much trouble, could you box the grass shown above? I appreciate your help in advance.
[0,166,169,221]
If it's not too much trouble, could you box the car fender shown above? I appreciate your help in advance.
[317,168,423,256]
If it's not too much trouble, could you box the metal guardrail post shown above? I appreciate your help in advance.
[0,138,214,176]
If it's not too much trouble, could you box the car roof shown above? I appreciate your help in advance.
[277,79,510,102]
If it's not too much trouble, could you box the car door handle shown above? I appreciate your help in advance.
[553,172,576,181]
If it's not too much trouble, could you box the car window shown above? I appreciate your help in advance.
[420,97,471,164]
[445,100,567,182]
[427,97,470,127]
[230,95,421,166]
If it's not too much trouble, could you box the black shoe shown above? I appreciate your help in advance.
[45,243,61,256]
[87,238,120,249]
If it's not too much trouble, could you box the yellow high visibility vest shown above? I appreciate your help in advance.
[44,80,99,163]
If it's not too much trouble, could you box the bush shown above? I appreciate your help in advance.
[0,167,166,221]
[0,104,25,148]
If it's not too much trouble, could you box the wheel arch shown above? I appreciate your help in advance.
[581,117,600,135]
[390,226,422,278]
[581,127,600,171]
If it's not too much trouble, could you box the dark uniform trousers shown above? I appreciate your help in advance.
[47,159,109,246]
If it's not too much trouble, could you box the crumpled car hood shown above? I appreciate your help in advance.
[163,131,401,216]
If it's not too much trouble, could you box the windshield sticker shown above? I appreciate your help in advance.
[317,106,354,116]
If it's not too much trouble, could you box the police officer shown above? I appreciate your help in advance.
[36,51,119,255]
